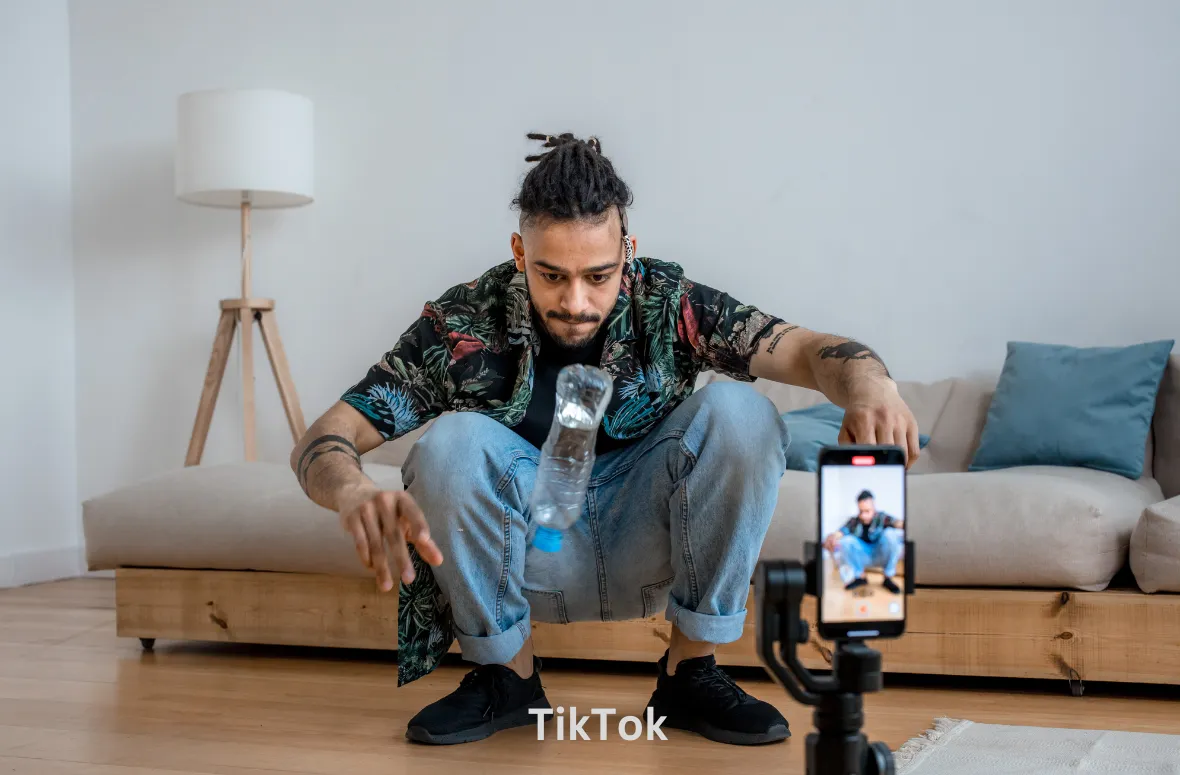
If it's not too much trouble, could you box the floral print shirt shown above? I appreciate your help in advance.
[341,256,782,686]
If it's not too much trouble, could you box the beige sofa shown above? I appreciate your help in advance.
[83,356,1180,688]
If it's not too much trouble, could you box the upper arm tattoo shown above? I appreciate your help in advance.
[817,340,891,378]
[296,434,362,492]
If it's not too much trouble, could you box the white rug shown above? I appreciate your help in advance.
[897,718,1180,774]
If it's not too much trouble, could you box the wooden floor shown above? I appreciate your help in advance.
[2,580,1179,775]
[821,560,905,623]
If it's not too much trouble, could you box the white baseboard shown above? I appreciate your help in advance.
[0,545,87,588]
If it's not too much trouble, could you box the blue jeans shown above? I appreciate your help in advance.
[835,528,904,585]
[400,382,790,666]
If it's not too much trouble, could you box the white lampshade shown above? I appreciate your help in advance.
[175,88,314,208]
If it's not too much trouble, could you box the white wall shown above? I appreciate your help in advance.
[0,1,81,585]
[68,0,1180,504]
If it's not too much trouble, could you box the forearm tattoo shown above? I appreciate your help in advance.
[296,434,362,494]
[765,325,800,354]
[817,340,891,379]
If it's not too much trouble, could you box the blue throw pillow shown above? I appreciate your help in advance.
[781,403,930,472]
[968,339,1174,479]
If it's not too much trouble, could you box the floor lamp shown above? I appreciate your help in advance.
[175,88,314,465]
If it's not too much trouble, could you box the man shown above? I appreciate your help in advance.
[290,132,920,746]
[823,490,905,594]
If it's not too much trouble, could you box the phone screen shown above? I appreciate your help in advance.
[818,448,906,638]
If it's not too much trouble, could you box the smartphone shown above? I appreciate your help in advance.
[816,444,907,641]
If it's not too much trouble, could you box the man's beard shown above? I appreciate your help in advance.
[522,277,604,349]
[540,311,603,349]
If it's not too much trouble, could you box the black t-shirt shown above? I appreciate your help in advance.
[513,320,635,455]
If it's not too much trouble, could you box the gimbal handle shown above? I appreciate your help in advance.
[754,540,916,706]
[755,558,834,705]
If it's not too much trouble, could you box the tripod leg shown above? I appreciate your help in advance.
[239,308,257,461]
[258,309,307,443]
[186,310,237,466]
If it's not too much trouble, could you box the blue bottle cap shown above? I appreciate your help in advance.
[532,526,563,552]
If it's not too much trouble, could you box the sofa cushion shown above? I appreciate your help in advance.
[904,374,998,475]
[1152,355,1180,499]
[760,465,1163,591]
[968,340,1174,480]
[86,460,1164,593]
[1130,496,1180,593]
[82,462,403,578]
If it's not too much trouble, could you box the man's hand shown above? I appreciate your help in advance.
[289,401,445,590]
[749,324,922,467]
[838,377,921,468]
[823,533,842,554]
[336,484,444,592]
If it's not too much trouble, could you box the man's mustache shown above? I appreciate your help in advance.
[547,312,601,324]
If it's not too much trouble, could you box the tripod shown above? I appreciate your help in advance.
[755,541,915,775]
[184,199,307,466]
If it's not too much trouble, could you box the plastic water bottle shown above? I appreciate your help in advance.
[529,364,614,552]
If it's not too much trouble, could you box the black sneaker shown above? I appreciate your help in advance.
[845,577,868,591]
[882,577,901,594]
[647,651,790,745]
[405,657,551,745]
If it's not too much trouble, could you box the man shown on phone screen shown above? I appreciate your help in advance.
[824,490,905,594]
[290,133,921,746]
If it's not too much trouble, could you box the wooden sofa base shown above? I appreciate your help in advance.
[114,568,1180,686]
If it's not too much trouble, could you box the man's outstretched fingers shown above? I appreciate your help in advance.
[398,492,443,566]
[894,427,910,466]
[893,422,909,466]
[347,518,370,568]
[374,491,398,533]
[848,411,876,445]
[907,420,921,465]
[374,493,413,588]
[373,493,412,585]
[361,506,393,592]
[391,528,414,585]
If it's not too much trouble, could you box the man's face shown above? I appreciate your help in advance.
[511,213,633,349]
[858,498,876,524]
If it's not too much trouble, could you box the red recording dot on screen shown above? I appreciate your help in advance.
[851,456,876,466]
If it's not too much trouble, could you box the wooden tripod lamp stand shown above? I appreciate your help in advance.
[175,89,314,465]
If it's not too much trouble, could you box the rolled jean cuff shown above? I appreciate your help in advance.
[666,599,747,644]
[454,618,530,665]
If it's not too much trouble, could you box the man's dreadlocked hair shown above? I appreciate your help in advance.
[512,132,634,235]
